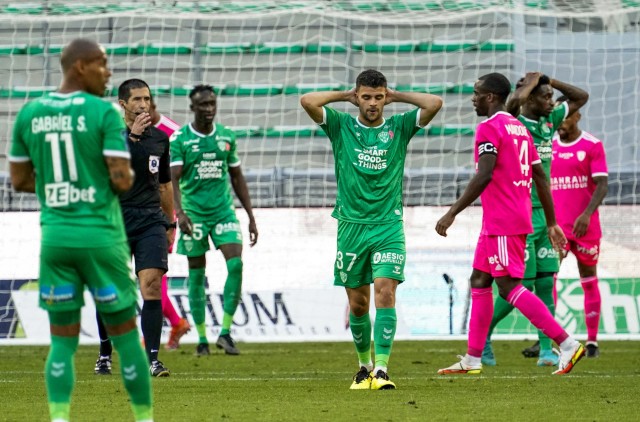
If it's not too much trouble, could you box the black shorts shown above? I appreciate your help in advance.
[123,207,169,274]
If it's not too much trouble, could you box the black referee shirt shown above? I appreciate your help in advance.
[119,126,171,209]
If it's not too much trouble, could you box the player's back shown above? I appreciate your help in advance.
[11,91,129,247]
[475,111,539,236]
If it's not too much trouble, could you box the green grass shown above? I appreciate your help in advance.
[1,341,638,421]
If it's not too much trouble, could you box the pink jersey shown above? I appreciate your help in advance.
[155,114,181,137]
[475,111,541,236]
[551,131,608,238]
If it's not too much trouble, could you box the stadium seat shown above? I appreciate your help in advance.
[140,43,192,55]
[200,42,253,54]
[305,42,348,53]
[352,40,419,53]
[223,84,284,96]
[0,44,26,55]
[283,83,346,95]
[0,86,56,98]
[395,83,455,94]
[252,42,305,54]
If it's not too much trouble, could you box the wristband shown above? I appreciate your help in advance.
[168,222,177,229]
[129,132,142,139]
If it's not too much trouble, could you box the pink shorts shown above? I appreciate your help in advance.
[473,234,527,279]
[562,235,600,266]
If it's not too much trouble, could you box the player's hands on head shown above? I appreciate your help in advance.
[572,213,590,238]
[248,219,258,247]
[130,112,152,138]
[177,211,193,236]
[435,212,455,237]
[384,88,395,105]
[346,88,358,106]
[547,224,568,253]
[519,72,543,88]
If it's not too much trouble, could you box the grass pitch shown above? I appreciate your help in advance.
[1,340,638,421]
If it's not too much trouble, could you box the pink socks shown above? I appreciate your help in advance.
[161,274,181,326]
[507,284,568,345]
[581,276,601,342]
[467,287,494,357]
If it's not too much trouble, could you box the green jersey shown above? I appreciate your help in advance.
[518,101,568,208]
[169,123,240,219]
[10,92,130,247]
[320,106,421,224]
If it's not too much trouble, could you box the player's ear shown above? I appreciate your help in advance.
[118,98,126,109]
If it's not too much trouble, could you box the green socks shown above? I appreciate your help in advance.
[349,313,372,367]
[45,335,78,421]
[111,329,153,421]
[373,308,397,370]
[188,267,208,343]
[220,257,243,336]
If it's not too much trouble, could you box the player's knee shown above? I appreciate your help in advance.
[226,257,243,277]
[100,306,137,336]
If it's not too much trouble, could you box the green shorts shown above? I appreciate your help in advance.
[334,220,406,288]
[39,242,137,313]
[524,207,560,278]
[177,214,242,257]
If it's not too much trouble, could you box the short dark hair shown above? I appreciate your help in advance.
[118,78,150,102]
[189,84,216,100]
[355,69,387,89]
[531,74,551,95]
[478,73,511,103]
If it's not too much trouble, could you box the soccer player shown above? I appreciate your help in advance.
[170,84,258,356]
[552,98,608,357]
[9,38,152,421]
[300,69,443,390]
[94,79,174,377]
[435,72,585,376]
[149,100,192,350]
[482,72,589,366]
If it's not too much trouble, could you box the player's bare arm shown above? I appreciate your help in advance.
[573,175,608,238]
[384,89,443,127]
[229,165,258,247]
[300,90,357,124]
[532,163,567,251]
[436,154,496,237]
[506,71,542,117]
[105,156,134,193]
[9,161,36,193]
[549,78,589,117]
[171,165,193,236]
[159,181,175,244]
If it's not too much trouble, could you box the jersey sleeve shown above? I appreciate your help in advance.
[9,106,31,162]
[227,130,241,168]
[397,108,422,144]
[158,132,172,184]
[549,101,569,132]
[590,140,608,177]
[318,106,342,143]
[102,102,130,158]
[169,130,184,167]
[475,121,499,158]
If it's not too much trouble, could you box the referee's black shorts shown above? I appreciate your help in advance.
[122,207,169,274]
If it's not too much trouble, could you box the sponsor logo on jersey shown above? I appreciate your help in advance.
[45,182,96,207]
[550,175,589,190]
[203,152,217,159]
[559,152,574,159]
[196,160,223,179]
[184,139,199,145]
[217,141,228,151]
[355,147,388,170]
[577,151,586,161]
[537,141,553,159]
[148,155,160,174]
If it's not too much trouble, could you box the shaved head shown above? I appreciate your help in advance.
[60,38,104,73]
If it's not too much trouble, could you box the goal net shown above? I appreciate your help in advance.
[1,0,639,341]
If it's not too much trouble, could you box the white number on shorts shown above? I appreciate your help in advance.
[182,223,204,241]
[336,251,357,271]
